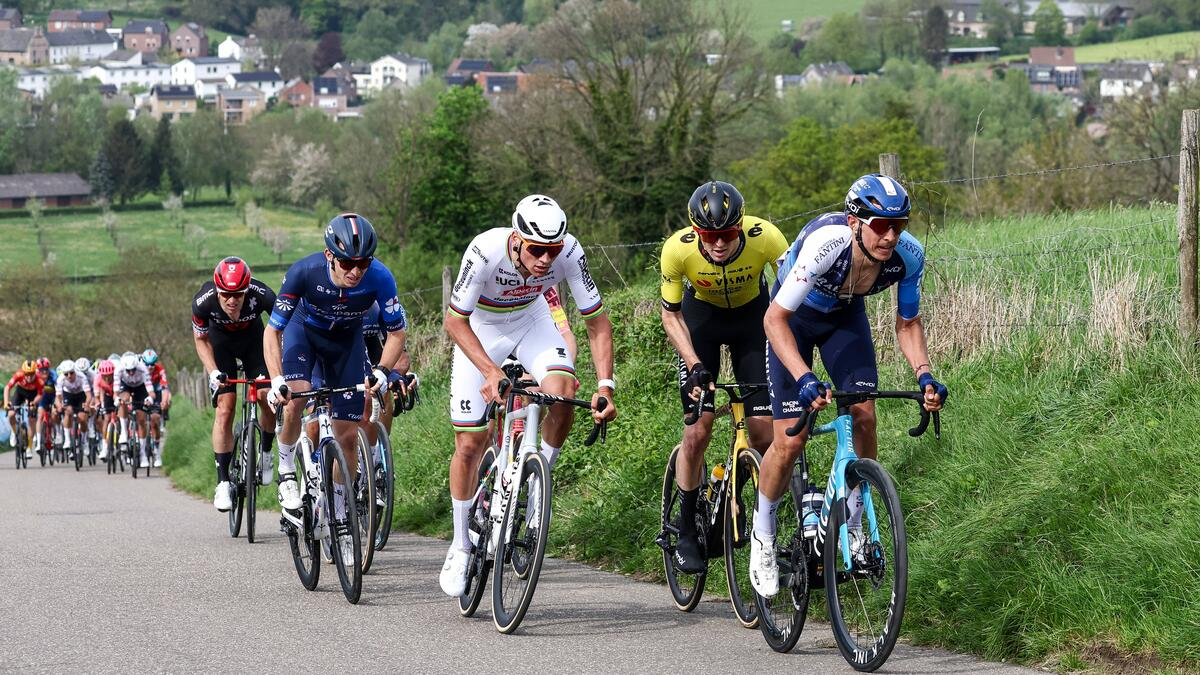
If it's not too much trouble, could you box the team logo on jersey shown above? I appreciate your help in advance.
[196,289,214,305]
[748,225,763,237]
[385,296,401,315]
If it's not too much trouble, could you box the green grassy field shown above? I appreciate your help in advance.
[6,205,323,277]
[1074,30,1200,62]
[715,0,868,45]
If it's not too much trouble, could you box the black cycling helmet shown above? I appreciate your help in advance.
[324,213,377,259]
[687,181,745,231]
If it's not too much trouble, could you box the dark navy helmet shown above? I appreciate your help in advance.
[688,180,745,230]
[845,174,911,219]
[325,213,377,259]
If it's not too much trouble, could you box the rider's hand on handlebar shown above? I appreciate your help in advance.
[208,369,225,392]
[591,389,617,423]
[369,367,389,393]
[684,363,714,403]
[918,372,947,412]
[797,372,831,412]
[480,367,507,405]
[267,376,290,406]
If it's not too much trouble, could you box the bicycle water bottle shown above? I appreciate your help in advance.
[801,486,823,540]
[706,463,725,501]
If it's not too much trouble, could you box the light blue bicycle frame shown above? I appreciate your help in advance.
[808,412,880,572]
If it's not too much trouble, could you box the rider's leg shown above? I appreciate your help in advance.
[450,429,489,547]
[255,386,277,484]
[213,390,236,478]
[5,409,15,448]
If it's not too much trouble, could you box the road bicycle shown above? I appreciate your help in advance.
[458,366,608,634]
[100,402,125,475]
[10,403,31,469]
[657,382,765,628]
[361,381,416,552]
[36,407,55,467]
[754,389,939,672]
[218,374,271,543]
[277,382,377,605]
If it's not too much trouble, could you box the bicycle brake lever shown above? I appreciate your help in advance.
[908,406,931,437]
[785,409,815,437]
[933,410,941,440]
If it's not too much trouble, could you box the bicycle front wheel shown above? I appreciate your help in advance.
[286,463,320,590]
[724,446,762,628]
[659,445,707,612]
[372,422,395,551]
[325,438,363,604]
[353,430,377,574]
[492,452,551,634]
[245,421,259,543]
[754,470,810,653]
[460,445,496,618]
[228,423,245,538]
[74,429,83,471]
[824,459,907,672]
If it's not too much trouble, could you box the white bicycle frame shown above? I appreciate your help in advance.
[481,394,545,552]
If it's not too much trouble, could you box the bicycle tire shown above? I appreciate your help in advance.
[372,421,395,551]
[104,423,115,474]
[74,429,83,471]
[459,445,497,618]
[353,429,377,575]
[287,465,320,590]
[245,422,259,543]
[724,446,763,628]
[492,452,551,634]
[754,470,809,653]
[824,459,907,672]
[324,437,363,604]
[144,438,152,477]
[129,439,138,479]
[228,422,245,538]
[659,445,707,612]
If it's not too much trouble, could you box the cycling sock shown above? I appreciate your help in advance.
[215,452,232,482]
[452,497,472,552]
[847,485,864,530]
[754,492,780,539]
[277,440,297,474]
[259,428,275,457]
[539,440,560,469]
[678,487,699,537]
[333,482,347,520]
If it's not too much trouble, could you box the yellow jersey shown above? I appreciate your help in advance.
[659,216,789,310]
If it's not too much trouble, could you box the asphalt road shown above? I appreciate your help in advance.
[1,454,1041,674]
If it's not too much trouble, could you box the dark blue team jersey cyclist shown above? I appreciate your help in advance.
[269,252,406,420]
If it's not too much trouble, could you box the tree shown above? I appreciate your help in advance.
[921,5,949,64]
[147,116,184,197]
[301,0,340,34]
[1033,0,1066,45]
[805,14,880,73]
[0,69,27,174]
[313,32,345,72]
[252,7,310,70]
[279,40,316,80]
[102,119,148,205]
[174,110,246,198]
[89,149,115,202]
[982,0,1015,44]
[343,8,401,61]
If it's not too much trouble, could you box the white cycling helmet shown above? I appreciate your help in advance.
[58,359,75,374]
[107,353,120,362]
[75,357,91,372]
[120,353,139,371]
[512,194,567,244]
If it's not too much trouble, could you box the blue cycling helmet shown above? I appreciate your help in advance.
[141,348,158,366]
[845,174,911,219]
[324,213,377,260]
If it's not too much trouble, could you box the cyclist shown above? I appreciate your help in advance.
[34,357,59,455]
[4,360,43,458]
[115,352,156,468]
[92,360,117,459]
[748,174,947,597]
[140,349,170,467]
[193,256,279,512]
[265,213,411,567]
[659,180,788,573]
[440,194,618,597]
[55,358,93,456]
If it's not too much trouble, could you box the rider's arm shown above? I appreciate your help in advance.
[3,382,10,407]
[193,333,218,373]
[658,239,703,368]
[893,234,931,379]
[764,302,812,382]
[264,264,304,381]
[379,329,409,374]
[263,326,284,381]
[443,238,504,382]
[661,306,702,370]
[444,314,502,382]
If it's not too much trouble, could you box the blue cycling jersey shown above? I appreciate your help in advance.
[361,301,392,341]
[268,253,407,332]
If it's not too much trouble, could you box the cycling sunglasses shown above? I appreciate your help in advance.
[692,225,741,244]
[522,240,564,259]
[217,290,246,300]
[333,256,373,271]
[859,215,910,236]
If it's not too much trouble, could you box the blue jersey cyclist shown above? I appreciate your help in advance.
[748,174,948,598]
[264,213,412,567]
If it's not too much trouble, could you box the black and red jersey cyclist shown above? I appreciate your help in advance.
[4,360,43,458]
[192,256,279,512]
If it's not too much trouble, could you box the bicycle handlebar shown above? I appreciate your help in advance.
[485,378,610,447]
[784,390,941,440]
[682,382,768,426]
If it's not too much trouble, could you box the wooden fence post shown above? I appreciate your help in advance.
[441,265,453,310]
[1178,109,1199,340]
[878,153,900,179]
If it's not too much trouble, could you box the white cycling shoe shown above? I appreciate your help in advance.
[338,533,356,568]
[439,546,471,597]
[98,445,108,460]
[153,454,163,468]
[214,481,233,512]
[749,530,779,597]
[259,452,273,486]
[277,475,302,510]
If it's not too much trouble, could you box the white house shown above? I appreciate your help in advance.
[216,34,262,66]
[46,29,116,64]
[83,62,171,91]
[171,55,240,87]
[1099,62,1158,99]
[226,70,282,98]
[367,53,430,95]
[14,65,82,98]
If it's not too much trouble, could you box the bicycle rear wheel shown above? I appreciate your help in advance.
[754,471,810,653]
[324,438,363,604]
[824,459,907,672]
[459,445,496,618]
[724,446,762,628]
[353,431,377,574]
[286,465,320,590]
[492,452,551,634]
[245,422,259,543]
[658,445,708,612]
[372,422,395,551]
[228,423,245,538]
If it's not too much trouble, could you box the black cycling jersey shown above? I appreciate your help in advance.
[191,278,277,335]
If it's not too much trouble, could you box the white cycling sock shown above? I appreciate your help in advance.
[452,497,472,552]
[847,485,864,530]
[277,440,297,475]
[333,482,347,519]
[754,491,780,539]
[539,441,560,469]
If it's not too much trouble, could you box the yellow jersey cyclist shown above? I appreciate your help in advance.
[659,180,788,573]
[749,174,947,597]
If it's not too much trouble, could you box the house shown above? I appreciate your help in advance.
[170,22,207,58]
[122,19,169,54]
[217,86,265,125]
[14,65,82,98]
[216,34,262,67]
[1056,2,1133,35]
[774,74,805,97]
[83,62,172,92]
[945,0,988,38]
[226,70,282,98]
[445,57,493,86]
[368,53,430,94]
[47,10,112,32]
[1029,46,1075,67]
[100,48,153,66]
[475,71,525,97]
[46,29,116,64]
[322,62,363,101]
[279,78,312,107]
[945,46,1000,65]
[148,84,196,120]
[0,173,91,208]
[312,76,347,114]
[172,55,240,86]
[799,61,855,87]
[1100,62,1156,99]
[0,7,22,29]
[1012,45,1080,93]
[0,27,48,65]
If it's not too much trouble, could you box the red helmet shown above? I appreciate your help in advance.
[98,360,114,376]
[213,256,251,293]
[36,357,51,369]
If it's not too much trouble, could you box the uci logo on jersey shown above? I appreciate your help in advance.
[496,276,520,286]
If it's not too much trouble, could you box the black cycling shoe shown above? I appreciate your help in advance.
[673,531,707,574]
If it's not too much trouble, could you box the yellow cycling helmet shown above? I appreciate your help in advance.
[20,360,36,374]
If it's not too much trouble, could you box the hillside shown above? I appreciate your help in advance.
[727,0,869,44]
[1073,30,1200,62]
